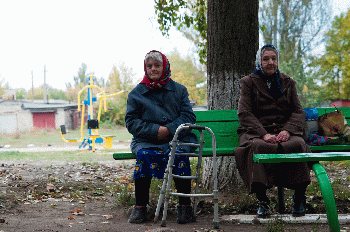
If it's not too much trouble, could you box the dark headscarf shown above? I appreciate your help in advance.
[253,44,284,99]
[140,50,171,89]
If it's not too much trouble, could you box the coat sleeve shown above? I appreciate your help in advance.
[164,86,196,135]
[125,90,159,141]
[237,76,268,137]
[282,78,305,135]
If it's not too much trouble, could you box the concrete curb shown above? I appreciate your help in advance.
[221,214,350,224]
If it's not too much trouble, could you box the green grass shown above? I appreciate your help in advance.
[0,126,133,148]
[0,151,121,162]
[0,126,133,161]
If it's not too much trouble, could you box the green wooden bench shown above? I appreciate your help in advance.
[113,107,350,232]
[113,107,350,160]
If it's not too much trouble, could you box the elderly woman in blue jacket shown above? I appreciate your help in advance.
[125,50,197,224]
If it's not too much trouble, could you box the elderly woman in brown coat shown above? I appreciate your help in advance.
[234,44,311,218]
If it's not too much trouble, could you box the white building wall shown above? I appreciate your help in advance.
[17,110,33,132]
[0,103,21,113]
[0,103,33,134]
[0,114,17,134]
[55,108,65,129]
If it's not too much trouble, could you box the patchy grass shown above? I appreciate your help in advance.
[0,126,132,148]
[265,216,288,232]
[0,151,117,162]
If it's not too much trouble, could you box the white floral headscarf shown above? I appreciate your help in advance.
[255,44,279,75]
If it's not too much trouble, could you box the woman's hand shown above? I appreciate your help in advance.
[276,130,290,143]
[157,126,171,141]
[263,134,278,144]
[263,130,290,144]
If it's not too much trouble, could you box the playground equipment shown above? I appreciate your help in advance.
[60,75,127,151]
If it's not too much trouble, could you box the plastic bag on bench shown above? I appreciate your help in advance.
[318,109,350,144]
[303,108,319,142]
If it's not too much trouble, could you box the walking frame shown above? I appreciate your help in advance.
[154,123,220,229]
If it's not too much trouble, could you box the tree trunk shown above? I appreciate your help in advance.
[202,0,259,191]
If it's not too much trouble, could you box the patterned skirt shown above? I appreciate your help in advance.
[133,148,191,180]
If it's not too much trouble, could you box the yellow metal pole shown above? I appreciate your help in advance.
[80,102,85,141]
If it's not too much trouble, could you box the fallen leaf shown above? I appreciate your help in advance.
[102,215,113,220]
[68,216,75,220]
[46,183,55,192]
[70,209,84,215]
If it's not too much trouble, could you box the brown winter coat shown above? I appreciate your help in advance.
[234,72,311,193]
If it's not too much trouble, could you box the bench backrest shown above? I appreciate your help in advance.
[194,110,239,152]
[193,107,350,153]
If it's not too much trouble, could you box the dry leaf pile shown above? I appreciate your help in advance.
[0,162,135,211]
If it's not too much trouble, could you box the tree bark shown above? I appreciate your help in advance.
[202,0,259,191]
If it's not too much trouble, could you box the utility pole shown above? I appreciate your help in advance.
[31,71,34,102]
[43,65,47,103]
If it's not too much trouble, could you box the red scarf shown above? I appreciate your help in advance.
[140,50,171,89]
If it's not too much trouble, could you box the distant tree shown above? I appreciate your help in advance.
[167,50,207,105]
[47,85,68,100]
[309,10,350,102]
[0,79,9,97]
[73,63,88,85]
[26,85,45,100]
[260,0,331,107]
[24,85,68,101]
[16,88,27,99]
[101,63,135,126]
[66,63,105,103]
[65,83,81,103]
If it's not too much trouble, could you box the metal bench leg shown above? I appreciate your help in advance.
[312,163,340,232]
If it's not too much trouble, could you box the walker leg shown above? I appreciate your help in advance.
[154,172,168,222]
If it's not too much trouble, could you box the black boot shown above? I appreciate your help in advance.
[128,206,147,223]
[257,201,272,218]
[292,195,306,217]
[177,205,193,224]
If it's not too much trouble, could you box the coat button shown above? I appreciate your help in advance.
[162,117,167,121]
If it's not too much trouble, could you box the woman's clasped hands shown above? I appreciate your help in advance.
[263,130,290,144]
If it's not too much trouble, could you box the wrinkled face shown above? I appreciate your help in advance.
[261,50,278,76]
[145,58,163,81]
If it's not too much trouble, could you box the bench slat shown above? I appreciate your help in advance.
[253,152,350,163]
[309,144,350,152]
[112,148,235,160]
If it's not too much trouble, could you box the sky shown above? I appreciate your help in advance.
[0,0,349,91]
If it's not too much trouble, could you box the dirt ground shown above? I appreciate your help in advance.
[0,159,349,232]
